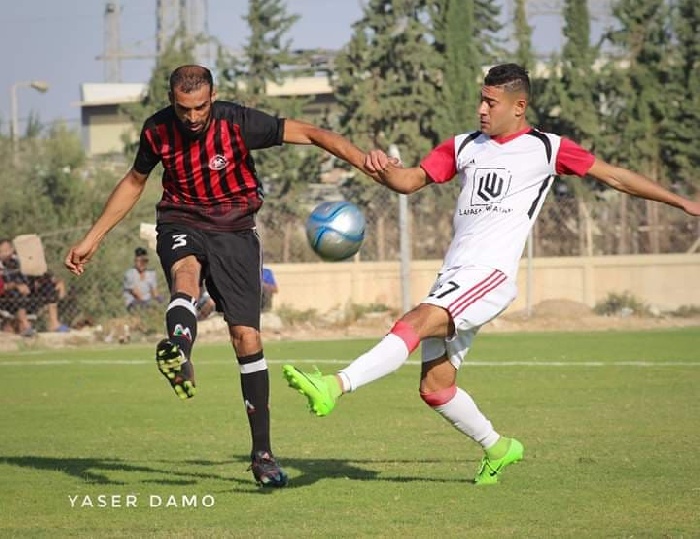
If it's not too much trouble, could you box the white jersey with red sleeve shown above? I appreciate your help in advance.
[420,128,595,279]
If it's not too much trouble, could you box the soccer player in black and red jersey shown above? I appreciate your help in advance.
[64,65,377,488]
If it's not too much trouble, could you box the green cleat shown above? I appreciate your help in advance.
[156,339,196,400]
[282,365,338,417]
[474,438,524,485]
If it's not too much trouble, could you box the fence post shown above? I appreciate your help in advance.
[389,144,412,313]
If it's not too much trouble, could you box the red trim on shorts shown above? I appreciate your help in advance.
[420,385,457,407]
[448,270,507,318]
[390,320,421,353]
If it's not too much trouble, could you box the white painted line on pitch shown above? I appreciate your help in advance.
[1,358,699,367]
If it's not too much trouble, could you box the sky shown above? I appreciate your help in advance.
[0,0,588,133]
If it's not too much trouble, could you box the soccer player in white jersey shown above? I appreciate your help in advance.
[283,63,700,485]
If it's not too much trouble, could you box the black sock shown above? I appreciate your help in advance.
[165,292,198,359]
[238,351,271,455]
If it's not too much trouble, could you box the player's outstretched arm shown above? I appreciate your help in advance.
[588,159,700,216]
[64,168,148,276]
[364,150,431,194]
[282,119,377,179]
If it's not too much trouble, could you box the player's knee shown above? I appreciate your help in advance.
[419,385,457,407]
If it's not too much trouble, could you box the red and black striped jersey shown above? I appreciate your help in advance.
[133,101,285,232]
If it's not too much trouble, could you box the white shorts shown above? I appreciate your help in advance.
[421,266,517,369]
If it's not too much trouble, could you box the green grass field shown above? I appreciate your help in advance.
[2,328,699,537]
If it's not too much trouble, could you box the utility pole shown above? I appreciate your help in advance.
[104,2,121,82]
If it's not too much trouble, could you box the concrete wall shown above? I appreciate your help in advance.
[267,254,700,313]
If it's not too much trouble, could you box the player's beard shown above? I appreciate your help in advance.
[178,114,212,140]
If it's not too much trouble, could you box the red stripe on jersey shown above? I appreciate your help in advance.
[157,124,182,205]
[420,138,456,183]
[556,138,595,176]
[448,270,506,318]
[171,126,194,202]
[203,120,225,200]
[188,138,207,200]
[228,124,258,192]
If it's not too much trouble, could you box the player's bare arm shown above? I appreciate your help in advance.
[64,168,149,275]
[376,161,432,194]
[587,159,700,216]
[281,119,378,178]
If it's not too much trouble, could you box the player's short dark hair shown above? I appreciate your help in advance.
[484,63,530,98]
[134,247,147,257]
[169,65,213,94]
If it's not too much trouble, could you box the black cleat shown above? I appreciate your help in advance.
[155,339,196,399]
[249,451,288,488]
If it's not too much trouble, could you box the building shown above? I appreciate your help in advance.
[77,76,335,157]
[77,83,146,157]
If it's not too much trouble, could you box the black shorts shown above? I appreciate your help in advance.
[156,223,262,329]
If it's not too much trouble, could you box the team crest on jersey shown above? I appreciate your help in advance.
[471,167,511,205]
[208,154,228,170]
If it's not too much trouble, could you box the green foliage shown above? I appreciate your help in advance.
[593,291,650,316]
[120,29,198,152]
[226,0,300,97]
[431,0,482,138]
[668,304,700,318]
[334,0,441,162]
[599,0,671,171]
[512,0,535,71]
[216,0,324,262]
[275,303,319,325]
[662,0,700,191]
[536,0,599,148]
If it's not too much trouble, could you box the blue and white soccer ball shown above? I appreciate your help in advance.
[305,201,366,262]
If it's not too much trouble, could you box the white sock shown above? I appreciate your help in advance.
[338,333,410,392]
[432,387,500,449]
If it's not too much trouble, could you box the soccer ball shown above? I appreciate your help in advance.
[305,201,366,262]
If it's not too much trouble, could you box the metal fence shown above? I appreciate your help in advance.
[1,178,697,335]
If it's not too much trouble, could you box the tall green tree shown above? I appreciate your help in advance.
[430,0,503,139]
[512,0,535,70]
[600,0,672,253]
[217,0,323,262]
[220,0,299,101]
[431,0,480,139]
[664,0,700,191]
[558,0,599,145]
[334,0,441,162]
[333,0,442,260]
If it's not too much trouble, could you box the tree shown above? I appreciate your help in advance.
[431,0,481,140]
[120,29,198,152]
[600,0,673,253]
[333,0,443,260]
[512,0,535,71]
[664,0,700,192]
[217,0,322,262]
[221,0,300,101]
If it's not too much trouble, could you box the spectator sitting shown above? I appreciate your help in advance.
[123,247,163,311]
[28,271,69,332]
[0,238,36,336]
[261,266,278,312]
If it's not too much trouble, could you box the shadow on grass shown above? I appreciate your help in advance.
[1,454,471,491]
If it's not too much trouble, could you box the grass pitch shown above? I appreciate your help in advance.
[1,328,699,537]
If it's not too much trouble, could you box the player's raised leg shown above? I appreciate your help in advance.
[282,308,434,415]
[156,292,198,399]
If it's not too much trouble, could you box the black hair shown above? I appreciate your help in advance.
[484,63,530,98]
[169,65,213,94]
